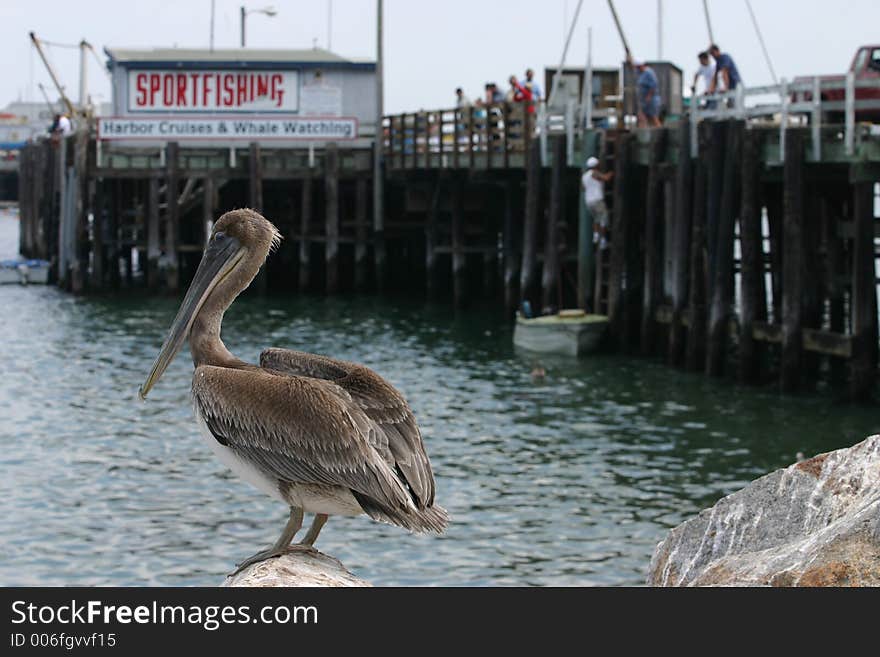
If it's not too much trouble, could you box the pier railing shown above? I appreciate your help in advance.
[382,75,880,171]
[382,103,536,170]
[690,74,880,160]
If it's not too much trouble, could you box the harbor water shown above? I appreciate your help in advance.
[0,210,876,586]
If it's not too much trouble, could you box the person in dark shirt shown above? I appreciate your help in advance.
[629,58,662,128]
[709,44,742,93]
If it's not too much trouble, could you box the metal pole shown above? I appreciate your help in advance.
[78,40,87,110]
[657,0,663,60]
[373,0,385,281]
[37,83,56,114]
[240,6,246,48]
[606,0,631,56]
[210,0,216,52]
[29,32,75,117]
[744,0,778,85]
[845,71,855,156]
[549,0,584,107]
[582,26,593,129]
[702,0,715,45]
[328,0,333,51]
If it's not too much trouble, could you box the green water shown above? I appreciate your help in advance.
[0,214,877,585]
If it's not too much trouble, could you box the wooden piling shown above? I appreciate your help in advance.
[324,144,340,295]
[503,180,520,313]
[203,177,215,244]
[249,142,266,294]
[542,136,565,311]
[248,142,263,212]
[451,178,466,308]
[780,129,805,393]
[737,127,766,384]
[354,176,369,292]
[147,177,160,289]
[298,176,312,293]
[765,191,784,324]
[705,122,727,287]
[706,121,743,377]
[608,133,633,346]
[685,123,710,372]
[91,178,104,290]
[823,191,847,385]
[641,130,667,355]
[165,141,180,291]
[425,178,442,300]
[849,171,878,400]
[108,179,121,289]
[668,119,693,366]
[520,139,541,307]
[70,131,91,294]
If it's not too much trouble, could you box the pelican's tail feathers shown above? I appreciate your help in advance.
[352,491,449,534]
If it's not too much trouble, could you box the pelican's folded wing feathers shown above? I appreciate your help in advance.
[192,365,447,533]
[259,348,436,507]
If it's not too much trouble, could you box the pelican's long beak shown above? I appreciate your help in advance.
[139,235,244,400]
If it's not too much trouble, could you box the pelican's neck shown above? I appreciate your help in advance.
[188,244,268,369]
[189,282,248,370]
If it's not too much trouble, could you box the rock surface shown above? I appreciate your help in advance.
[222,547,371,587]
[648,435,880,587]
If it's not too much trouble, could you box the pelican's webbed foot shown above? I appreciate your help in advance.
[228,506,305,577]
[229,547,291,576]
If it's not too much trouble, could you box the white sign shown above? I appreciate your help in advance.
[127,70,300,113]
[301,85,343,117]
[97,116,358,141]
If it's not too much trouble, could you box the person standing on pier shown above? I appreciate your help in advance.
[521,68,543,104]
[507,76,535,113]
[691,51,718,108]
[708,44,742,100]
[582,157,614,250]
[455,87,472,109]
[630,58,662,128]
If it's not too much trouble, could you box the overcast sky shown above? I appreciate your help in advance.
[3,0,879,114]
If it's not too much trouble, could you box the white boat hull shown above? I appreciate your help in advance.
[513,314,609,357]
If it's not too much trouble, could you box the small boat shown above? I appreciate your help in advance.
[513,310,609,357]
[0,259,50,285]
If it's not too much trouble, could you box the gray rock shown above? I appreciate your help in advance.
[222,547,371,587]
[648,435,880,587]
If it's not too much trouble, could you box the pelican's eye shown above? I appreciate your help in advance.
[213,231,227,242]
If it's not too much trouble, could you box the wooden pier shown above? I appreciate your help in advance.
[15,99,880,399]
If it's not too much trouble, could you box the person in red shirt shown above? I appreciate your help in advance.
[508,76,535,114]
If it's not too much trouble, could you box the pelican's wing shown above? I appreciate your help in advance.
[259,348,436,507]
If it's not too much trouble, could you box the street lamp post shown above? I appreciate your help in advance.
[240,5,278,48]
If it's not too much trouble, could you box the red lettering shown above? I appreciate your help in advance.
[202,74,212,106]
[162,74,174,106]
[237,75,247,106]
[248,75,254,103]
[256,74,268,99]
[223,75,234,106]
[215,73,221,107]
[135,73,147,106]
[176,74,187,106]
[270,74,282,107]
[149,74,160,106]
[191,74,199,106]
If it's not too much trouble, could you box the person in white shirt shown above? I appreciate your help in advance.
[691,51,718,108]
[54,114,74,137]
[581,156,614,250]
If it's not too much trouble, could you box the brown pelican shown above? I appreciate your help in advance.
[139,209,447,572]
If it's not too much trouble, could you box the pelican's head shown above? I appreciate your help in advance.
[139,209,281,399]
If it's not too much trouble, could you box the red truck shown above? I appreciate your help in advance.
[794,45,880,123]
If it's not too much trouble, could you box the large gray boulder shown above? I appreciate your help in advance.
[648,435,880,587]
[222,547,371,587]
